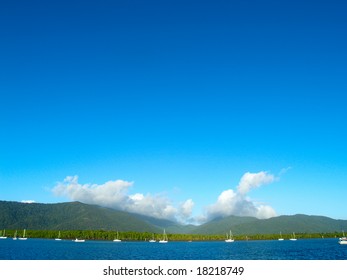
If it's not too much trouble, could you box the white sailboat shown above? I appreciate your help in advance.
[159,229,168,243]
[18,229,28,240]
[0,229,7,239]
[225,230,234,242]
[278,232,284,241]
[13,230,18,240]
[149,233,156,243]
[289,232,297,241]
[55,231,62,241]
[74,238,85,242]
[113,231,121,242]
[339,230,347,245]
[339,239,347,245]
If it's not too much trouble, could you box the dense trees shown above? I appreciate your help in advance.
[0,229,343,241]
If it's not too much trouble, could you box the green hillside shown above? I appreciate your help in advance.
[0,200,160,232]
[192,214,347,235]
[191,215,258,235]
[1,200,347,235]
[131,213,198,233]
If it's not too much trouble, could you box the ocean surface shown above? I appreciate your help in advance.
[0,238,346,260]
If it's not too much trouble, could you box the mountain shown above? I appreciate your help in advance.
[131,213,198,234]
[0,200,164,232]
[1,200,347,235]
[192,214,347,235]
[190,215,259,235]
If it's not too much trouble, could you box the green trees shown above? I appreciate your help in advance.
[0,229,342,241]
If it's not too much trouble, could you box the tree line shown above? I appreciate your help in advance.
[0,229,344,241]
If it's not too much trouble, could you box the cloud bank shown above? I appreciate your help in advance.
[21,200,36,204]
[52,175,193,222]
[205,171,277,221]
[52,171,278,224]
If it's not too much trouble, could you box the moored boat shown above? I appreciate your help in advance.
[225,230,234,242]
[13,230,18,240]
[55,231,62,241]
[339,239,347,245]
[289,232,297,241]
[149,233,156,242]
[18,229,28,240]
[159,229,168,243]
[113,231,121,242]
[74,238,85,242]
[338,231,347,244]
[278,231,284,241]
[0,229,7,239]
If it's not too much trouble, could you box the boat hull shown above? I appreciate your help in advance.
[74,239,85,242]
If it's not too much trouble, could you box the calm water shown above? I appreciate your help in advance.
[0,238,346,260]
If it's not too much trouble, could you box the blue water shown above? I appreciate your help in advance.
[0,238,346,260]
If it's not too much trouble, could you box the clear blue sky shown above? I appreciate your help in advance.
[1,0,346,223]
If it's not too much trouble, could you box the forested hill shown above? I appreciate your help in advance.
[1,200,347,235]
[0,200,162,232]
[191,214,347,235]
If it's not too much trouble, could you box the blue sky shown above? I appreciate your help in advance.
[1,0,347,223]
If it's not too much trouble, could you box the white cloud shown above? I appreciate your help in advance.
[236,171,275,195]
[126,192,178,220]
[205,171,277,220]
[256,205,277,219]
[52,170,280,224]
[52,175,193,221]
[179,199,194,219]
[52,175,133,208]
[21,200,36,204]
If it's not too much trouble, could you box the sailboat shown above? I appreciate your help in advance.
[339,230,347,245]
[0,229,7,239]
[225,230,234,242]
[74,238,85,242]
[159,229,168,243]
[278,232,284,241]
[13,230,18,240]
[149,233,156,243]
[289,232,297,241]
[55,231,62,241]
[113,231,121,242]
[18,229,28,240]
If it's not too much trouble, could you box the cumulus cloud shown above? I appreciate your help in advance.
[52,175,193,222]
[179,199,194,219]
[52,175,133,208]
[205,171,277,221]
[256,205,277,219]
[126,192,178,221]
[236,171,275,195]
[52,170,280,224]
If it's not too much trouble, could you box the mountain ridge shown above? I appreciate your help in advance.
[1,200,347,235]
